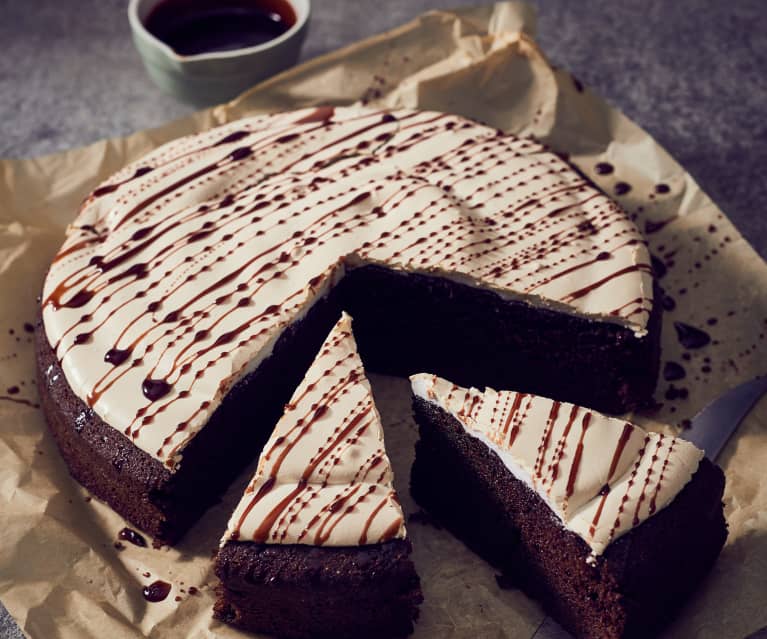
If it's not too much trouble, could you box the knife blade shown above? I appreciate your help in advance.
[530,375,767,639]
[681,374,767,461]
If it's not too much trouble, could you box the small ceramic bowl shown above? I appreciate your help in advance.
[128,0,310,107]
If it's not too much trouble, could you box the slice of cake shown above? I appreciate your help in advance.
[410,373,727,639]
[37,106,661,544]
[215,313,422,638]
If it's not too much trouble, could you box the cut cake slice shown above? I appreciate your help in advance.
[215,313,422,638]
[410,373,727,639]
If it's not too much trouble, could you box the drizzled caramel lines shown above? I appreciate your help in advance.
[229,319,402,546]
[43,106,653,467]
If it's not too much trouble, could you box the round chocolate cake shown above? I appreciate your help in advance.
[36,106,660,545]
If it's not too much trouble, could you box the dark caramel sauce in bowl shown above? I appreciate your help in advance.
[128,0,310,105]
[144,0,297,56]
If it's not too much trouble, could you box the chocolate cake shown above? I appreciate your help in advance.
[37,105,660,545]
[215,313,421,638]
[410,374,727,639]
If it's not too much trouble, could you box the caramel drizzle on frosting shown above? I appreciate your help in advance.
[411,373,703,557]
[223,313,405,547]
[42,106,653,469]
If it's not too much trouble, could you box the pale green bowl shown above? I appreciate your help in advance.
[128,0,311,107]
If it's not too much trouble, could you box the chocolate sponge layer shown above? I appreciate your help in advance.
[214,539,422,639]
[339,265,662,415]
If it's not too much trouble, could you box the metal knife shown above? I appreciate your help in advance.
[681,374,767,461]
[530,375,767,639]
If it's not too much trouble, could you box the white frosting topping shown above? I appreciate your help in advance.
[223,313,406,546]
[411,373,703,556]
[41,106,653,469]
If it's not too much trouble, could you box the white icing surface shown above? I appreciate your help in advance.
[411,373,703,556]
[41,106,653,469]
[223,313,406,546]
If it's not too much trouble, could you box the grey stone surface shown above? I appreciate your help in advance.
[1,1,765,637]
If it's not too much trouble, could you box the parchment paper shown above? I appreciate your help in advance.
[1,3,765,638]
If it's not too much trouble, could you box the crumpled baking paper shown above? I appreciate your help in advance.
[0,3,765,638]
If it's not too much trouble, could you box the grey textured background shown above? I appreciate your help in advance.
[1,1,766,637]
